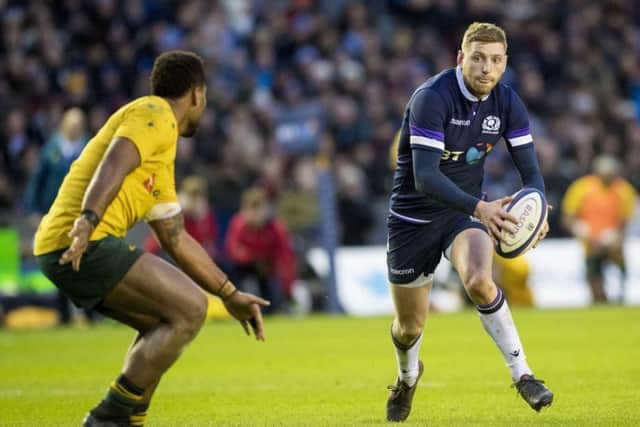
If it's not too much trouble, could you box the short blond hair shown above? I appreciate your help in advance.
[461,22,507,52]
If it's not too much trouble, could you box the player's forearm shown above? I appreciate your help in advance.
[82,138,140,218]
[510,145,545,193]
[412,149,480,215]
[168,231,236,299]
[82,162,128,218]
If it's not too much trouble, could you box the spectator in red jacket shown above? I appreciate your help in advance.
[145,175,219,259]
[225,187,297,313]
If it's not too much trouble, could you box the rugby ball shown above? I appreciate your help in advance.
[495,188,547,258]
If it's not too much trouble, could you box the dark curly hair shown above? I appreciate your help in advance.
[150,50,206,98]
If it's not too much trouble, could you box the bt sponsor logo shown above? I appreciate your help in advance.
[441,142,493,164]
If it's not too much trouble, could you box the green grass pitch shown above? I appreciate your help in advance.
[1,306,639,426]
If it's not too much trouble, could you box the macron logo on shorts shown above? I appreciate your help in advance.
[390,267,415,276]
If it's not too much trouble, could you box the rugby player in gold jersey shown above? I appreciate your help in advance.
[34,51,269,427]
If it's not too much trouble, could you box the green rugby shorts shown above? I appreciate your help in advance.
[36,235,144,309]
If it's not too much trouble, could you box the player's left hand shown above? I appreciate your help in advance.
[473,197,519,245]
[224,291,271,341]
[59,216,93,271]
[532,205,552,248]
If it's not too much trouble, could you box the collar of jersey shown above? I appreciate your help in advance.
[455,66,491,102]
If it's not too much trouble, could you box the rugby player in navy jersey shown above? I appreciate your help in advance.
[385,22,553,422]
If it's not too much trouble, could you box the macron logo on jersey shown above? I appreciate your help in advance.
[450,118,470,126]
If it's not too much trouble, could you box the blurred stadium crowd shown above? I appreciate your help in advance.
[1,1,639,285]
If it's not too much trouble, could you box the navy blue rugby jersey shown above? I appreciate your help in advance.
[389,66,534,223]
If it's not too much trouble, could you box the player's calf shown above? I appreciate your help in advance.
[461,272,495,305]
[392,320,424,346]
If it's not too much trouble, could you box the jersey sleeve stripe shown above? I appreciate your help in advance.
[144,202,182,222]
[410,135,445,151]
[507,127,530,138]
[410,125,444,141]
[508,134,533,147]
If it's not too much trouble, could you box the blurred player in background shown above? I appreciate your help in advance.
[225,186,297,314]
[24,107,91,325]
[25,107,89,217]
[33,51,269,427]
[492,253,534,307]
[562,155,637,303]
[385,22,553,421]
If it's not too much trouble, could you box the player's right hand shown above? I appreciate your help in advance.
[223,291,270,341]
[59,216,93,271]
[473,197,519,245]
